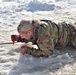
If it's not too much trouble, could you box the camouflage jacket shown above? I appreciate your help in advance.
[18,20,76,57]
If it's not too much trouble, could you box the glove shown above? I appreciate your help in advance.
[20,45,28,55]
[11,35,19,45]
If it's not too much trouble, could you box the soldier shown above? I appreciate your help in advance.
[11,20,76,57]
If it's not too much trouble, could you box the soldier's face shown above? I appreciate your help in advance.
[19,30,33,40]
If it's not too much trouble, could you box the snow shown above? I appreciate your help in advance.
[0,0,76,75]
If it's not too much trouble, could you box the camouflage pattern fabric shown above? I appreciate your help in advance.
[18,20,76,57]
[68,24,76,48]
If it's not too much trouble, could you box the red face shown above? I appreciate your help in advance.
[19,30,33,40]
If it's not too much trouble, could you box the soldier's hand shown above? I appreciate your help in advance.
[20,45,28,55]
[11,35,19,45]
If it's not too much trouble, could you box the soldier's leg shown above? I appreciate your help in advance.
[69,24,76,48]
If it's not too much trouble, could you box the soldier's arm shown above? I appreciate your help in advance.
[26,23,54,57]
[26,37,54,57]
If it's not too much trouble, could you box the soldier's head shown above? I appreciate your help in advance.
[17,20,34,40]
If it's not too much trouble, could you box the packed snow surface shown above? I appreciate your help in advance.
[0,0,76,75]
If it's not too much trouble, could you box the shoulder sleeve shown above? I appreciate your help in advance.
[26,22,54,57]
[37,23,54,54]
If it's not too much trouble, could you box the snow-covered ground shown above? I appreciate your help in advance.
[0,0,76,75]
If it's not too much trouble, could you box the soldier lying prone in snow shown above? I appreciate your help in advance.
[11,20,76,57]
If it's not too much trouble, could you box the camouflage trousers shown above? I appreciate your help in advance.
[55,22,76,50]
[68,24,76,48]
